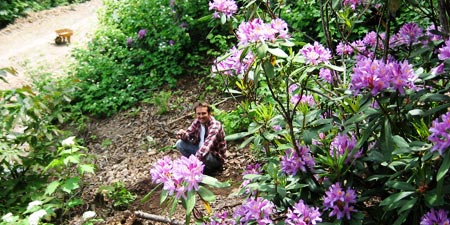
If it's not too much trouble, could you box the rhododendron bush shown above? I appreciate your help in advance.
[150,0,450,224]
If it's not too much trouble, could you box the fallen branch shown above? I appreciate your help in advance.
[134,211,184,225]
[167,113,193,125]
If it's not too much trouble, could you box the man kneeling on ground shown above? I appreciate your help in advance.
[175,102,226,175]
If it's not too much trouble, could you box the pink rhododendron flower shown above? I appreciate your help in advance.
[234,197,275,224]
[420,209,450,225]
[286,200,322,225]
[236,18,290,46]
[428,112,450,155]
[150,155,204,199]
[330,133,362,163]
[281,147,316,175]
[350,57,417,95]
[300,42,332,65]
[209,0,238,19]
[323,182,357,220]
[336,42,354,56]
[212,46,255,76]
[438,39,450,61]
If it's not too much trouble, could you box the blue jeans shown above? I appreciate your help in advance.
[175,139,223,173]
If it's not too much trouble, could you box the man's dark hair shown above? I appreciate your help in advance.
[193,102,213,113]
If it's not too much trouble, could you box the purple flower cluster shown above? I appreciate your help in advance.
[392,22,423,46]
[430,38,449,75]
[428,112,450,155]
[281,147,316,176]
[300,42,332,65]
[426,25,442,42]
[323,182,357,220]
[209,0,238,19]
[137,29,147,39]
[438,39,450,61]
[289,84,316,107]
[291,94,316,107]
[126,37,133,47]
[203,210,233,225]
[241,163,263,194]
[285,200,322,225]
[319,68,334,83]
[330,133,362,163]
[272,125,282,131]
[343,0,363,10]
[350,57,417,95]
[233,197,275,224]
[362,31,384,49]
[420,208,450,225]
[336,42,354,56]
[211,46,255,77]
[236,18,289,46]
[242,163,263,176]
[150,155,204,199]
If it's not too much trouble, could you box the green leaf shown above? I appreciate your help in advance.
[239,136,255,149]
[201,175,230,188]
[385,181,415,191]
[392,135,409,149]
[225,131,252,141]
[381,118,393,161]
[256,43,268,58]
[263,60,275,79]
[393,211,409,225]
[380,191,414,207]
[267,48,288,58]
[184,190,195,214]
[419,93,450,102]
[160,189,169,204]
[141,183,161,203]
[197,186,216,203]
[220,13,226,24]
[323,63,345,72]
[437,151,450,201]
[197,14,212,23]
[277,186,286,198]
[243,174,263,180]
[78,164,95,175]
[68,198,83,208]
[408,109,424,116]
[398,198,417,213]
[302,130,313,145]
[45,181,60,196]
[61,177,80,194]
[437,151,450,182]
[63,155,80,165]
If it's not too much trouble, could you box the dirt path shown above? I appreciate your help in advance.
[0,0,102,90]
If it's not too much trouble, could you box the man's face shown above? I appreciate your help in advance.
[196,106,210,124]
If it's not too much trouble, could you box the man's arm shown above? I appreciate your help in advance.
[178,120,199,143]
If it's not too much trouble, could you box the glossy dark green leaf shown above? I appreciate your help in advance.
[380,191,414,206]
[267,47,288,58]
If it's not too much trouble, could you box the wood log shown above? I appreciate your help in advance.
[134,211,184,225]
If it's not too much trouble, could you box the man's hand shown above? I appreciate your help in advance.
[176,129,186,139]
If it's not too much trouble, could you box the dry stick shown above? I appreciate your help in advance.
[134,211,184,225]
[167,113,193,126]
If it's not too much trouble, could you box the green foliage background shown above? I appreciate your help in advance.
[69,0,215,117]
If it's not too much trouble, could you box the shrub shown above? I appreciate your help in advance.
[69,0,213,117]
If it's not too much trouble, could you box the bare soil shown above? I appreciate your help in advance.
[0,0,101,90]
[0,1,251,224]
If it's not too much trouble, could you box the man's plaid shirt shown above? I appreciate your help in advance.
[181,116,226,163]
